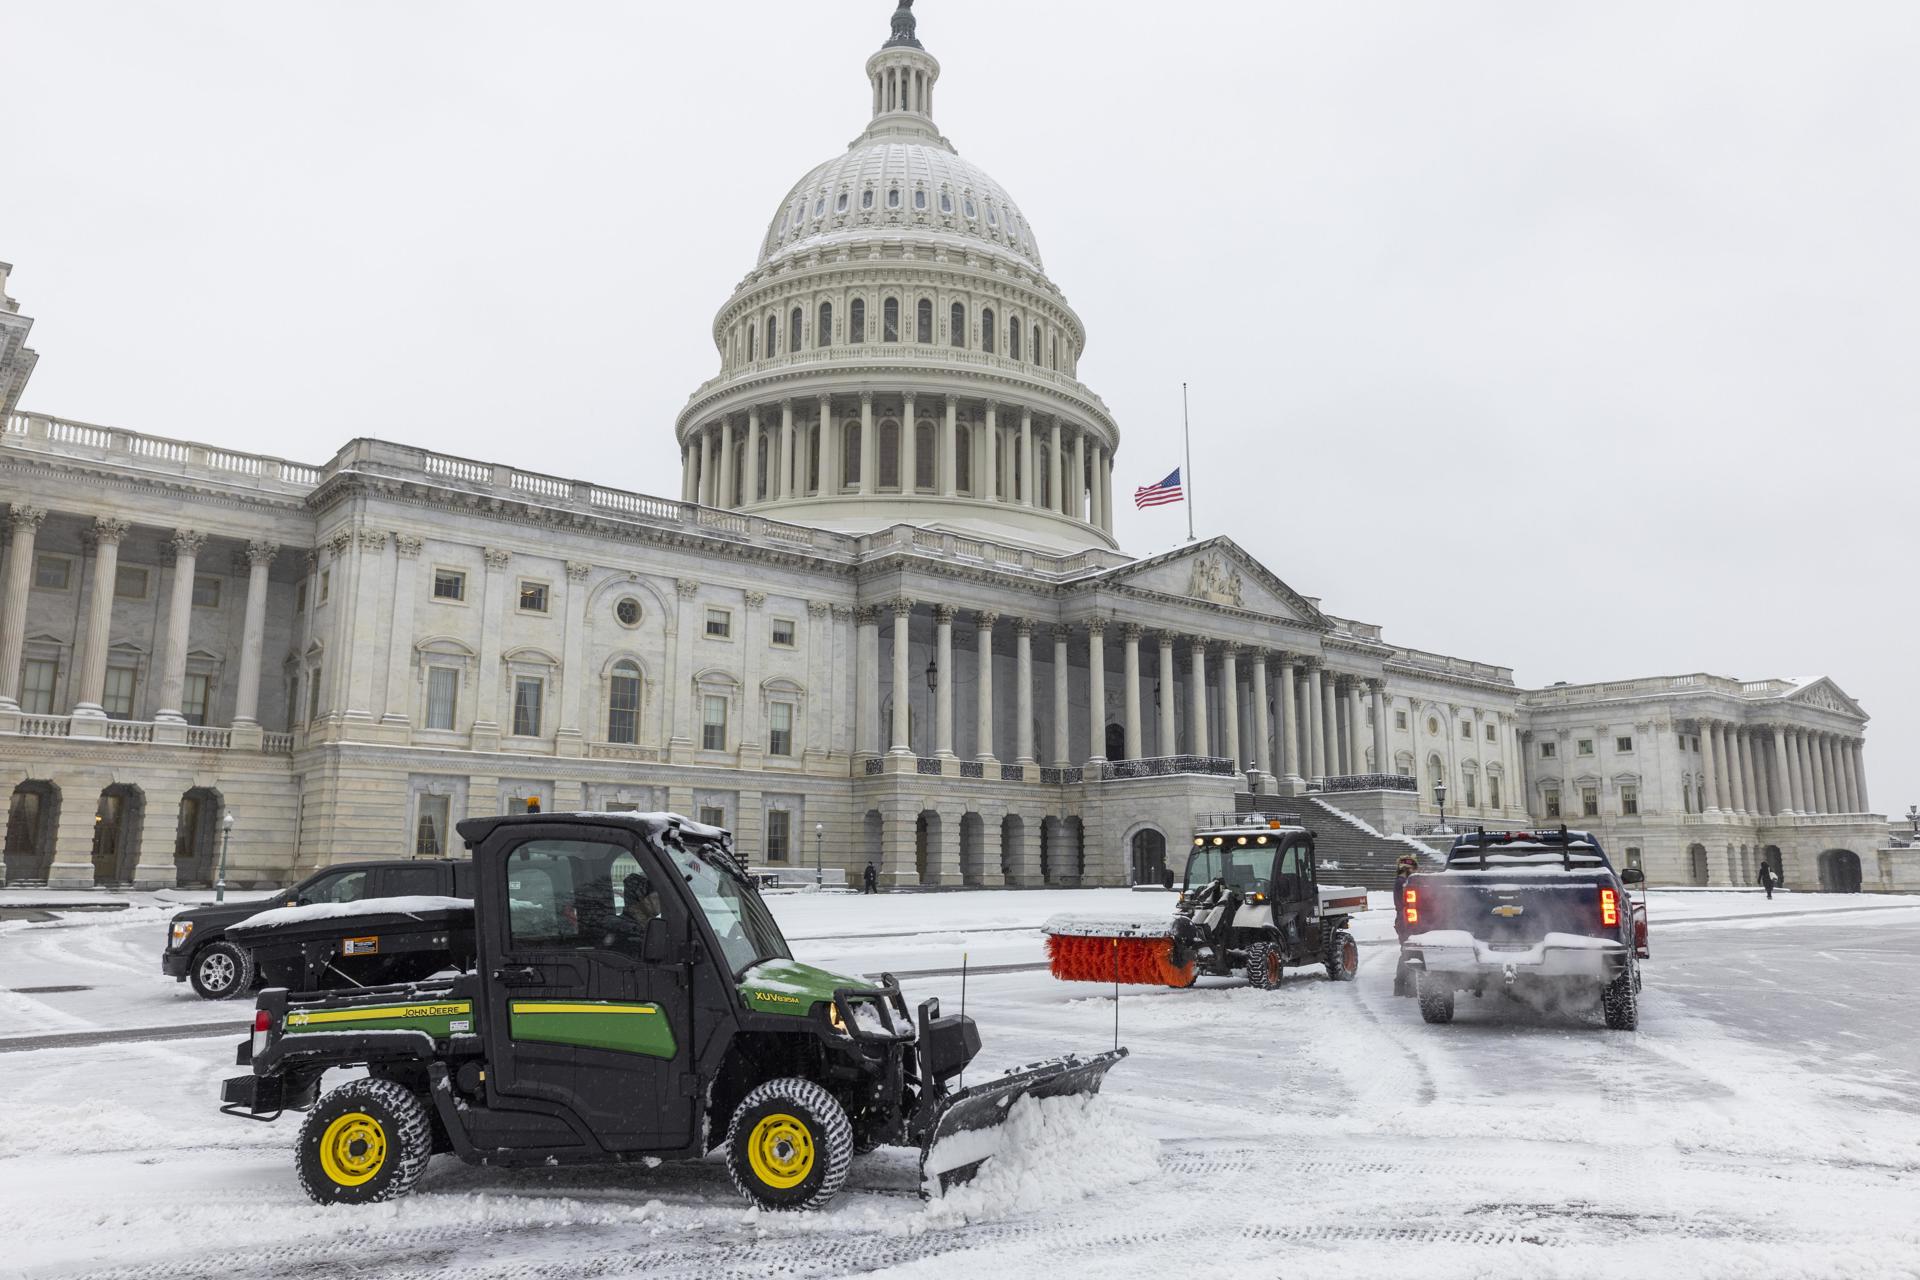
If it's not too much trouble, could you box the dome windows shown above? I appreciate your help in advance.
[817,301,833,347]
[963,197,976,220]
[835,191,849,214]
[790,307,804,353]
[790,203,803,229]
[913,188,927,211]
[916,298,933,344]
[1008,318,1021,362]
[850,298,866,343]
[986,205,999,229]
[882,297,900,343]
[887,186,902,209]
[813,196,826,218]
[950,302,966,348]
[939,191,953,215]
[981,307,995,354]
[861,188,875,210]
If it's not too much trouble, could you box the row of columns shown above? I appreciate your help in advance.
[1699,719,1871,818]
[853,601,1385,779]
[0,508,281,728]
[680,392,1115,533]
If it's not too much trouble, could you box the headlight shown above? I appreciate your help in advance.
[825,1002,849,1035]
[170,921,194,947]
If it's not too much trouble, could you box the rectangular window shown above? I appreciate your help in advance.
[414,794,451,856]
[1616,736,1633,753]
[1621,785,1639,816]
[608,669,642,744]
[1625,846,1643,869]
[1486,724,1497,742]
[425,667,459,730]
[1395,710,1408,730]
[308,668,323,722]
[20,659,58,715]
[1582,786,1599,817]
[512,677,544,737]
[191,576,222,609]
[698,805,726,829]
[1463,774,1477,807]
[1460,721,1472,740]
[769,702,794,757]
[766,809,791,862]
[33,555,71,590]
[295,580,308,613]
[114,566,149,599]
[517,580,549,614]
[432,569,466,602]
[1577,738,1594,756]
[702,695,728,751]
[1544,790,1562,819]
[770,618,797,647]
[182,673,211,726]
[1488,775,1501,810]
[319,569,330,604]
[103,665,137,719]
[1540,741,1556,759]
[705,608,732,639]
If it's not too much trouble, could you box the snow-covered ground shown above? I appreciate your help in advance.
[4,888,1919,1278]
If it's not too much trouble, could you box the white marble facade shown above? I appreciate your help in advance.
[0,7,1894,892]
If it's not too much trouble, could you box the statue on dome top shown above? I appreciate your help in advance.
[884,0,923,50]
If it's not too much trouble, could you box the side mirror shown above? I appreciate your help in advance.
[1620,866,1645,886]
[640,917,674,964]
[1161,869,1175,890]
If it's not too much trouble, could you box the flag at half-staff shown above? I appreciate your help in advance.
[1134,468,1183,508]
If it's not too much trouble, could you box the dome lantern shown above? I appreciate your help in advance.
[864,2,941,145]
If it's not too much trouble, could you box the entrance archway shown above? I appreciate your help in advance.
[173,788,223,888]
[1129,827,1167,885]
[999,814,1025,883]
[91,784,146,886]
[1687,843,1708,887]
[913,811,940,883]
[1763,845,1783,881]
[861,810,883,886]
[3,781,61,885]
[958,812,985,885]
[1818,849,1863,894]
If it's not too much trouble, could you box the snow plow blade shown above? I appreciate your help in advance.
[1042,914,1194,987]
[919,1049,1128,1196]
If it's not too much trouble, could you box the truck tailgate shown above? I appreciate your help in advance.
[1414,872,1611,947]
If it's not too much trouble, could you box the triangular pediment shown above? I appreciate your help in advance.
[1784,677,1866,720]
[1093,537,1329,627]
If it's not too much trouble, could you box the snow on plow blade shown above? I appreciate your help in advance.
[1042,914,1194,987]
[919,1049,1128,1196]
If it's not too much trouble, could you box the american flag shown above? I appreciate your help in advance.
[1134,468,1183,508]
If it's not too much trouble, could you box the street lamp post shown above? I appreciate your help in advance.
[1433,780,1449,835]
[1907,804,1919,844]
[921,654,938,757]
[216,810,235,903]
[814,821,824,887]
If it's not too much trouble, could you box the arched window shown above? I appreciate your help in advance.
[913,188,927,210]
[1036,443,1050,507]
[950,301,965,347]
[608,661,642,744]
[807,423,821,491]
[939,191,953,214]
[790,307,804,353]
[887,186,901,209]
[765,315,778,357]
[747,325,756,361]
[1032,324,1041,364]
[981,307,996,354]
[916,298,933,344]
[835,191,849,214]
[843,422,862,486]
[882,297,900,343]
[1008,317,1021,361]
[732,440,746,505]
[755,434,769,501]
[850,298,866,344]
[955,424,972,492]
[914,421,935,490]
[879,420,901,488]
[817,301,832,347]
[1050,335,1058,369]
[861,188,875,210]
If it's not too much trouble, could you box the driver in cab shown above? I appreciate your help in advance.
[602,870,664,952]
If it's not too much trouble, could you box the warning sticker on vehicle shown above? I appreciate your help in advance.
[342,936,380,956]
[449,1019,471,1033]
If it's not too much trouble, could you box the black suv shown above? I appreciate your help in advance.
[163,859,471,999]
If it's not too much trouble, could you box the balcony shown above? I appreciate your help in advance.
[1,713,295,755]
[4,411,322,494]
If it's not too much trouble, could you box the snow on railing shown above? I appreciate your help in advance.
[4,412,323,490]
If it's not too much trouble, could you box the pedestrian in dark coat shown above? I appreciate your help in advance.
[1758,860,1777,900]
[863,862,878,895]
[1392,853,1421,997]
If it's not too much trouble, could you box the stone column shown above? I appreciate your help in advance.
[1738,728,1760,817]
[1072,430,1087,521]
[554,561,592,756]
[902,392,918,492]
[1770,724,1793,814]
[1700,720,1721,813]
[1345,678,1365,774]
[1250,652,1272,778]
[1371,680,1390,779]
[1800,731,1820,814]
[232,540,279,725]
[1051,624,1071,765]
[377,536,422,727]
[699,428,717,504]
[0,505,48,710]
[1817,734,1837,814]
[1309,666,1331,779]
[1015,618,1036,763]
[1836,737,1858,813]
[820,395,836,493]
[1784,730,1805,813]
[859,393,876,496]
[1220,644,1241,770]
[941,397,958,497]
[680,443,695,502]
[984,404,999,500]
[1086,618,1107,762]
[1156,632,1176,757]
[1277,655,1300,782]
[855,607,881,757]
[889,598,913,755]
[1188,639,1210,757]
[1750,731,1771,818]
[152,529,207,723]
[744,406,762,505]
[778,400,795,500]
[1121,623,1143,762]
[1722,724,1745,816]
[1852,739,1871,813]
[343,529,387,721]
[933,605,954,757]
[1046,420,1062,514]
[1019,410,1034,507]
[469,547,511,749]
[718,417,736,508]
[974,611,997,761]
[71,518,130,720]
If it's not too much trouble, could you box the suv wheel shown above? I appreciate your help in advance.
[725,1077,854,1211]
[297,1078,435,1204]
[1323,929,1360,982]
[1416,970,1455,1024]
[189,941,256,1000]
[1245,942,1282,990]
[1602,969,1639,1031]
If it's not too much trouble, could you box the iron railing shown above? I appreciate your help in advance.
[1322,773,1417,793]
[1099,755,1236,780]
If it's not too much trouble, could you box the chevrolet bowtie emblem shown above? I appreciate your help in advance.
[1491,905,1524,918]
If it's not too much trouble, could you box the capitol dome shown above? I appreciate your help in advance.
[674,2,1122,554]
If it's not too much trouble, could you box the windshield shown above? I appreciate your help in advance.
[664,839,790,977]
[1184,844,1278,892]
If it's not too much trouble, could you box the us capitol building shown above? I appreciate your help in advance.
[0,5,1904,894]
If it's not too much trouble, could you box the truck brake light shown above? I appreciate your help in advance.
[253,1010,271,1033]
[1402,887,1419,926]
[1599,887,1619,927]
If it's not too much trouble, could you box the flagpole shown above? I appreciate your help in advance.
[1182,381,1194,541]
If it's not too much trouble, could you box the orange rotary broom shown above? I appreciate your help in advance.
[1042,916,1196,988]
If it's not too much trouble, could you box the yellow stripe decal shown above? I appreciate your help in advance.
[510,1002,658,1017]
[289,1002,470,1026]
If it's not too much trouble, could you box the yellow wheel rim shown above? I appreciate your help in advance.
[745,1111,815,1190]
[317,1110,387,1187]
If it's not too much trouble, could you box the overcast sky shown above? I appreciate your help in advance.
[5,1,1913,816]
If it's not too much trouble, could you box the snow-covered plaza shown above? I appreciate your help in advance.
[4,886,1918,1280]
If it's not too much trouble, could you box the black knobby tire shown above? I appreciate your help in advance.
[189,940,256,1000]
[1602,969,1640,1031]
[1245,942,1282,990]
[1323,929,1360,983]
[724,1077,854,1211]
[296,1077,435,1205]
[1416,970,1455,1024]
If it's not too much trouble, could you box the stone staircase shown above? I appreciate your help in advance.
[1301,796,1443,892]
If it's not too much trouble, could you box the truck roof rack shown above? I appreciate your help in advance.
[1195,812,1303,830]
